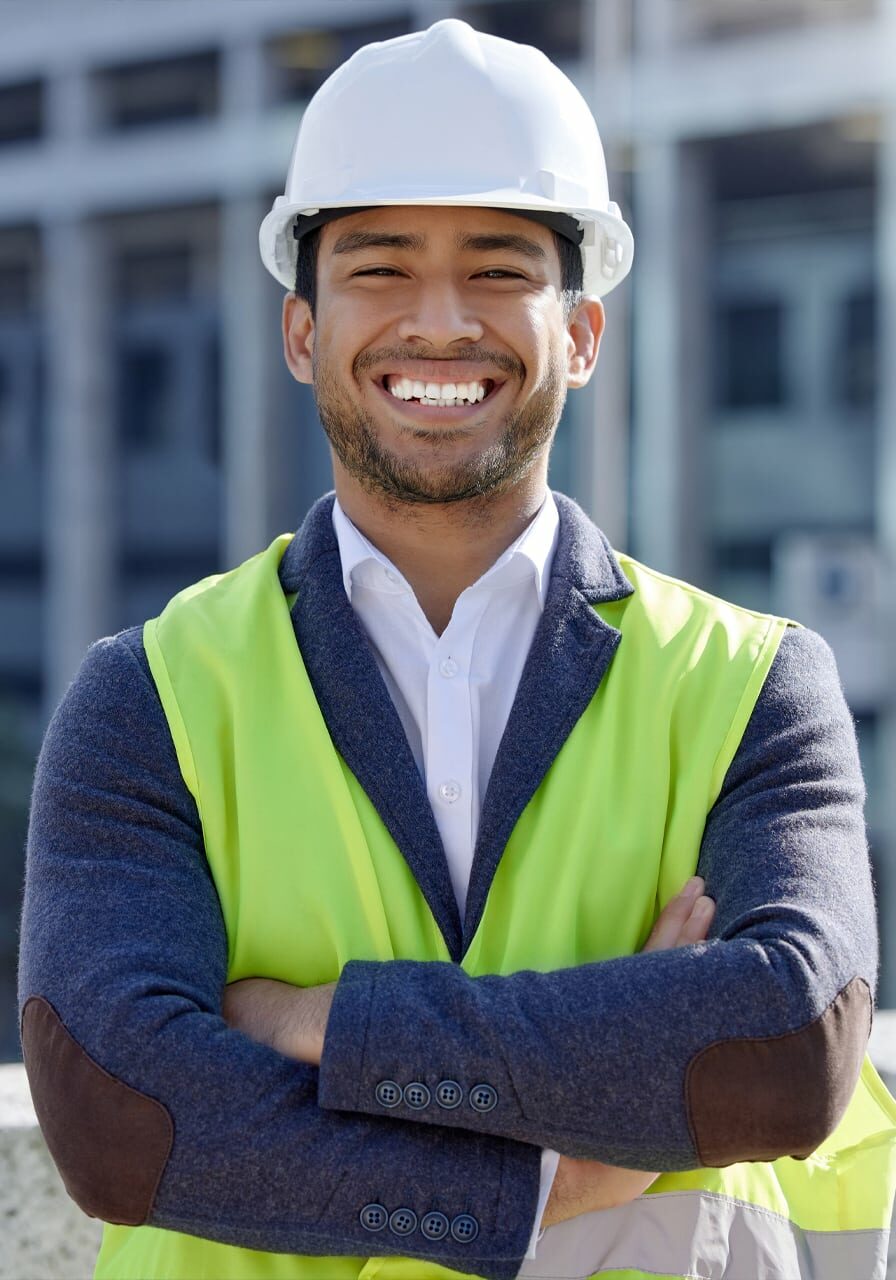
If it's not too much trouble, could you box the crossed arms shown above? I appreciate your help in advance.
[17,623,877,1279]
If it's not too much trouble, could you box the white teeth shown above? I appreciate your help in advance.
[385,375,490,404]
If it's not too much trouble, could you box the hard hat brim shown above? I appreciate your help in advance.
[259,196,633,300]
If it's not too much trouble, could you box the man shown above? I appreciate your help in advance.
[17,18,896,1280]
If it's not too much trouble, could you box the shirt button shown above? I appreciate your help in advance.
[469,1083,498,1113]
[439,658,459,678]
[450,1213,480,1243]
[385,570,399,583]
[438,780,462,804]
[375,1080,402,1108]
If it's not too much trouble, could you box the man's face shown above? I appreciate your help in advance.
[282,205,603,506]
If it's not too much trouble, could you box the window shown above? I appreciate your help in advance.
[0,80,42,145]
[118,342,172,454]
[269,16,411,102]
[0,266,31,314]
[115,310,219,464]
[0,335,41,463]
[116,246,192,304]
[459,0,584,62]
[836,289,876,410]
[685,0,874,42]
[204,329,221,467]
[715,299,787,410]
[713,540,773,576]
[95,52,218,130]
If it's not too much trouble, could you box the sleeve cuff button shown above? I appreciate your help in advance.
[421,1210,450,1240]
[450,1213,480,1243]
[359,1203,387,1232]
[435,1079,463,1108]
[403,1081,431,1109]
[389,1208,418,1236]
[374,1080,402,1107]
[469,1083,498,1112]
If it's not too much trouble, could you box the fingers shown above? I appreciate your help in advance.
[642,876,703,952]
[641,876,715,953]
[676,893,715,947]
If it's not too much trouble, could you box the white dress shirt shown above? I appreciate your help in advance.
[332,491,561,1260]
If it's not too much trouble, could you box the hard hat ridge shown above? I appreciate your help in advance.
[259,18,633,298]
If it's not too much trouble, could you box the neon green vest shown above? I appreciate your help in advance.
[94,532,896,1280]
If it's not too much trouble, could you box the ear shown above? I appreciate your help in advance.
[565,298,605,390]
[282,293,315,386]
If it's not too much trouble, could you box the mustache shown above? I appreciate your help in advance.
[354,347,522,380]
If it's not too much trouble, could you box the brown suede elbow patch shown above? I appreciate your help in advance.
[20,995,174,1224]
[685,977,871,1166]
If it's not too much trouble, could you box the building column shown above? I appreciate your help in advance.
[220,41,275,568]
[629,136,710,581]
[220,194,275,568]
[41,217,116,720]
[574,0,632,549]
[41,68,115,721]
[874,65,896,1003]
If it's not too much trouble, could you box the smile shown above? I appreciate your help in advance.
[373,375,505,421]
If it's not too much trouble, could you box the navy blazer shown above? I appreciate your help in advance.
[17,488,876,1279]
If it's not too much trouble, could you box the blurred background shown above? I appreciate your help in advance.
[0,0,894,1060]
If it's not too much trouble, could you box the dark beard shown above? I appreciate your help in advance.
[311,354,568,507]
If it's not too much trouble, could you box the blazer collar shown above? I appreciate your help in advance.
[279,488,633,605]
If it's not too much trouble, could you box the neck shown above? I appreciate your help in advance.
[333,466,548,635]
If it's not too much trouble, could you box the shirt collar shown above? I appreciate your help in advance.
[331,489,560,612]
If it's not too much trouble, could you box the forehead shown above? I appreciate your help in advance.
[318,204,559,269]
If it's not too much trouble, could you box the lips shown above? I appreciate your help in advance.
[372,360,509,386]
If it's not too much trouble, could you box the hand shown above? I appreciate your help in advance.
[541,876,715,1230]
[221,977,336,1066]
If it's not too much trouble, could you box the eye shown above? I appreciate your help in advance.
[353,267,402,277]
[477,269,525,279]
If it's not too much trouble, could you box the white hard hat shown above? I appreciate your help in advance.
[259,18,633,299]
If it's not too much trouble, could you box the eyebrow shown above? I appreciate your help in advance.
[330,229,548,263]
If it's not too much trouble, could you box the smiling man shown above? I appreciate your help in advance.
[17,18,896,1280]
[284,204,602,637]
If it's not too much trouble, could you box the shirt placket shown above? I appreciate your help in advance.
[425,593,481,917]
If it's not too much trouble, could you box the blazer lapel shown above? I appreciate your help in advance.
[278,492,464,960]
[461,491,635,952]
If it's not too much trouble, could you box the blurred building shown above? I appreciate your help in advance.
[0,0,894,1057]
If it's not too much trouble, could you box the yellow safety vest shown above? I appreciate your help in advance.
[94,532,896,1280]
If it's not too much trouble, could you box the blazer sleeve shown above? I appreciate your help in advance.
[16,630,540,1280]
[317,625,878,1170]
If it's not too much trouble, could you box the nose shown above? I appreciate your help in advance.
[396,279,484,348]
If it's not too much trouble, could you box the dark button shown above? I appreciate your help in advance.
[375,1080,402,1108]
[420,1210,450,1241]
[435,1079,463,1109]
[403,1081,431,1110]
[469,1083,498,1113]
[359,1203,388,1232]
[450,1213,480,1243]
[389,1207,418,1237]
